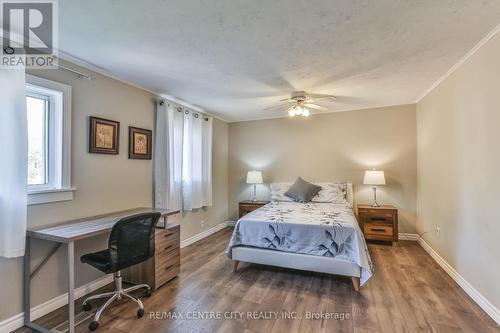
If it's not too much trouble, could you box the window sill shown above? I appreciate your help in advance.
[28,187,77,205]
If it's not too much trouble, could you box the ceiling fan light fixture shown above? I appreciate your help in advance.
[274,91,335,118]
[287,105,310,118]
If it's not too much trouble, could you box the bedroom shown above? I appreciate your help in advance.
[0,1,499,332]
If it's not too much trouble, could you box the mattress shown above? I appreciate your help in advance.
[227,200,373,285]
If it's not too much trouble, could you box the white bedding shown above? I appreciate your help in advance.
[227,200,373,285]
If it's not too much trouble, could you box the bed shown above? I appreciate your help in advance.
[226,183,373,290]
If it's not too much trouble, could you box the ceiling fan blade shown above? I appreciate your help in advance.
[306,94,336,102]
[307,97,336,103]
[305,103,328,111]
[306,93,336,99]
[279,98,295,102]
[263,103,291,111]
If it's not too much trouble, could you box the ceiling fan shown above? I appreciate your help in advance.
[265,91,336,117]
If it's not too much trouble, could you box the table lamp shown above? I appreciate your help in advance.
[246,170,263,202]
[363,169,386,207]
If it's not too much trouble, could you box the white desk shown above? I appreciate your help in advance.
[23,207,180,333]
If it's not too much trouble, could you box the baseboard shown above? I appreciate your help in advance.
[390,232,498,325]
[417,237,500,326]
[0,274,113,333]
[180,221,231,248]
[225,220,236,227]
[398,233,419,241]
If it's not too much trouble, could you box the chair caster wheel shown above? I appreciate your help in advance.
[89,321,99,331]
[83,303,92,311]
[137,309,144,318]
[146,289,152,297]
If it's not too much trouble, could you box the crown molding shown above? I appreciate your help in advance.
[57,51,229,123]
[416,23,500,103]
[58,50,160,95]
[1,28,227,122]
[60,51,230,121]
[227,103,416,123]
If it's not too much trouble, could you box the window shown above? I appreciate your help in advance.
[27,93,48,186]
[26,74,74,205]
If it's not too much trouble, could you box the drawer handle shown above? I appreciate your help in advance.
[369,217,388,221]
[164,244,174,251]
[164,232,174,237]
[164,264,175,271]
[370,228,387,232]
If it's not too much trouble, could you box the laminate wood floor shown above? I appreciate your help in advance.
[16,227,499,333]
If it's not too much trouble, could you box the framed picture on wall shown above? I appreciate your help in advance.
[89,116,120,154]
[129,126,152,159]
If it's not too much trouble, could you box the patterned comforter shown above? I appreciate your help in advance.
[227,201,373,286]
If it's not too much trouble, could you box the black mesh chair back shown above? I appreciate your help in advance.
[108,212,161,272]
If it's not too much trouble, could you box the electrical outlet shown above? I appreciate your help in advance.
[436,226,440,238]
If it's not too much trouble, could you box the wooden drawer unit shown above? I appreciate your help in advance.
[123,223,180,289]
[357,205,398,244]
[239,200,269,218]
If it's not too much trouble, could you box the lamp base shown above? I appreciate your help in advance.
[371,186,381,207]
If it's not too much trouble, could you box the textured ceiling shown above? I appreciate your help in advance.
[59,1,500,121]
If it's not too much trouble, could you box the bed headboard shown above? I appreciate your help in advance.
[346,183,354,207]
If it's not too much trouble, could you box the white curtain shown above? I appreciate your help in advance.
[154,102,212,211]
[202,117,213,206]
[154,103,183,210]
[182,110,203,209]
[0,68,27,258]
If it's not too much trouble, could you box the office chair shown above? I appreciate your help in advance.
[80,212,161,331]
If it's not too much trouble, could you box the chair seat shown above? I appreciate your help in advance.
[80,249,113,274]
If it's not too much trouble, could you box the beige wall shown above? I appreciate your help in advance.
[0,61,228,321]
[417,33,500,311]
[228,104,418,233]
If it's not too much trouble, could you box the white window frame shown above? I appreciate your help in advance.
[26,74,75,205]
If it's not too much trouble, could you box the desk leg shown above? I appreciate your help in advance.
[23,236,31,326]
[67,241,75,333]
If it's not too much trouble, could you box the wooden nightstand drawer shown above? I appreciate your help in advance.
[358,204,398,244]
[360,213,395,224]
[364,224,393,236]
[239,200,269,218]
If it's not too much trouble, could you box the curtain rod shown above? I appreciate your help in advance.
[57,64,95,81]
[158,99,212,120]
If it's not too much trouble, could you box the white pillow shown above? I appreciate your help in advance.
[270,182,293,202]
[311,183,347,203]
[270,182,347,203]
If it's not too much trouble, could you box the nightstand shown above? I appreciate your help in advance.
[357,204,398,245]
[239,200,269,218]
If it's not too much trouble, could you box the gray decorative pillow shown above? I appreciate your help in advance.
[284,177,322,203]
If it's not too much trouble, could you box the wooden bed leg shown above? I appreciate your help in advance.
[351,277,360,291]
[232,260,240,272]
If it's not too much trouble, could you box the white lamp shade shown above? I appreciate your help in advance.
[363,170,386,185]
[246,170,263,184]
